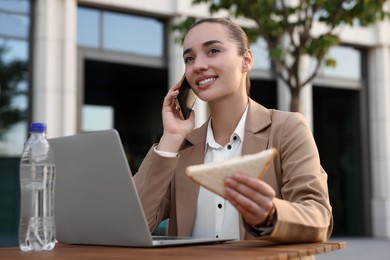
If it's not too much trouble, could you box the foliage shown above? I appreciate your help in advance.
[0,46,28,137]
[172,0,390,111]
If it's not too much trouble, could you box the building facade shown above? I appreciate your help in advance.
[1,0,390,245]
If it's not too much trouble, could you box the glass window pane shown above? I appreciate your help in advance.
[322,46,361,80]
[103,12,163,57]
[82,105,114,132]
[0,0,29,14]
[0,123,27,156]
[0,38,28,156]
[0,39,27,61]
[77,7,100,48]
[250,37,270,70]
[0,12,29,38]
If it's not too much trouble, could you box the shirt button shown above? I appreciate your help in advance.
[216,235,219,238]
[233,136,237,141]
[218,203,222,209]
[227,145,232,150]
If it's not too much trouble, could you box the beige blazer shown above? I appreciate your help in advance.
[134,98,333,243]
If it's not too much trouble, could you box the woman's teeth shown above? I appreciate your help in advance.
[199,77,216,85]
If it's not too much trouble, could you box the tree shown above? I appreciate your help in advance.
[173,0,390,112]
[0,46,27,138]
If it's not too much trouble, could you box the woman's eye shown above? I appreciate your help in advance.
[184,56,194,63]
[208,48,220,55]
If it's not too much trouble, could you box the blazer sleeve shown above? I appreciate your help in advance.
[133,145,179,232]
[254,111,333,242]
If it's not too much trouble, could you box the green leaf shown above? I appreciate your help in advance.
[325,58,337,68]
[169,17,197,45]
[269,47,285,61]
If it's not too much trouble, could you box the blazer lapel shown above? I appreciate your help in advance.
[175,122,208,236]
[239,99,272,238]
[242,99,272,155]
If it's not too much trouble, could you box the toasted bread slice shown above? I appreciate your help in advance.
[186,148,278,198]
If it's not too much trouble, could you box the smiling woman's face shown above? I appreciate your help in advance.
[182,22,251,103]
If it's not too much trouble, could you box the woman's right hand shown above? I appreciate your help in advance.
[157,81,195,153]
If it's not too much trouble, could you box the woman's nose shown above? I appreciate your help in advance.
[193,56,208,72]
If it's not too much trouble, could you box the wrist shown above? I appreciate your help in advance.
[264,206,276,227]
[256,205,276,228]
[158,133,185,152]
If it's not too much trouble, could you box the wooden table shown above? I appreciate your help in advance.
[0,240,346,259]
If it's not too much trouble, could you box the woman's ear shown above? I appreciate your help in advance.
[242,49,254,72]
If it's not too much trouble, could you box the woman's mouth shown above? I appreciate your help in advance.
[198,77,217,86]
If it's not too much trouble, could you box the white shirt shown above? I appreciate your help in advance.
[191,106,248,240]
[154,106,249,240]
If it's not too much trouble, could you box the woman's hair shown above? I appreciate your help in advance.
[185,18,252,94]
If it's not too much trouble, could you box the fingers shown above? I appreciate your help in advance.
[161,81,195,137]
[163,83,180,109]
[225,173,275,225]
[226,173,275,198]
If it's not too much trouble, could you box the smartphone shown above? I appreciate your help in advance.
[174,75,197,120]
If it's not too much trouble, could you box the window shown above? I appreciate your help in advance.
[77,7,100,48]
[77,6,164,57]
[322,45,361,80]
[103,11,163,56]
[77,7,167,172]
[250,37,270,70]
[82,105,114,132]
[0,0,30,156]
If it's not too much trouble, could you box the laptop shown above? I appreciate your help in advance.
[49,129,234,247]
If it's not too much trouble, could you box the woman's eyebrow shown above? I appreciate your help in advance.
[183,40,224,57]
[203,40,223,47]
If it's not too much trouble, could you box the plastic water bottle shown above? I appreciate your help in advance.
[19,122,56,251]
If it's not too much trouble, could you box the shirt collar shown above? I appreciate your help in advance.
[205,105,249,153]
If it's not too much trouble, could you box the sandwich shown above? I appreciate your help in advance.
[186,148,278,198]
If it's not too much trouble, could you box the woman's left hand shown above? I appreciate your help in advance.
[224,173,276,226]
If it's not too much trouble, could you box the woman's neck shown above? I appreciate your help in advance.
[209,95,248,146]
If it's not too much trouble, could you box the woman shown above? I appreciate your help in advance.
[134,18,333,243]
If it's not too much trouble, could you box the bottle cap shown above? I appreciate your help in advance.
[29,122,47,133]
